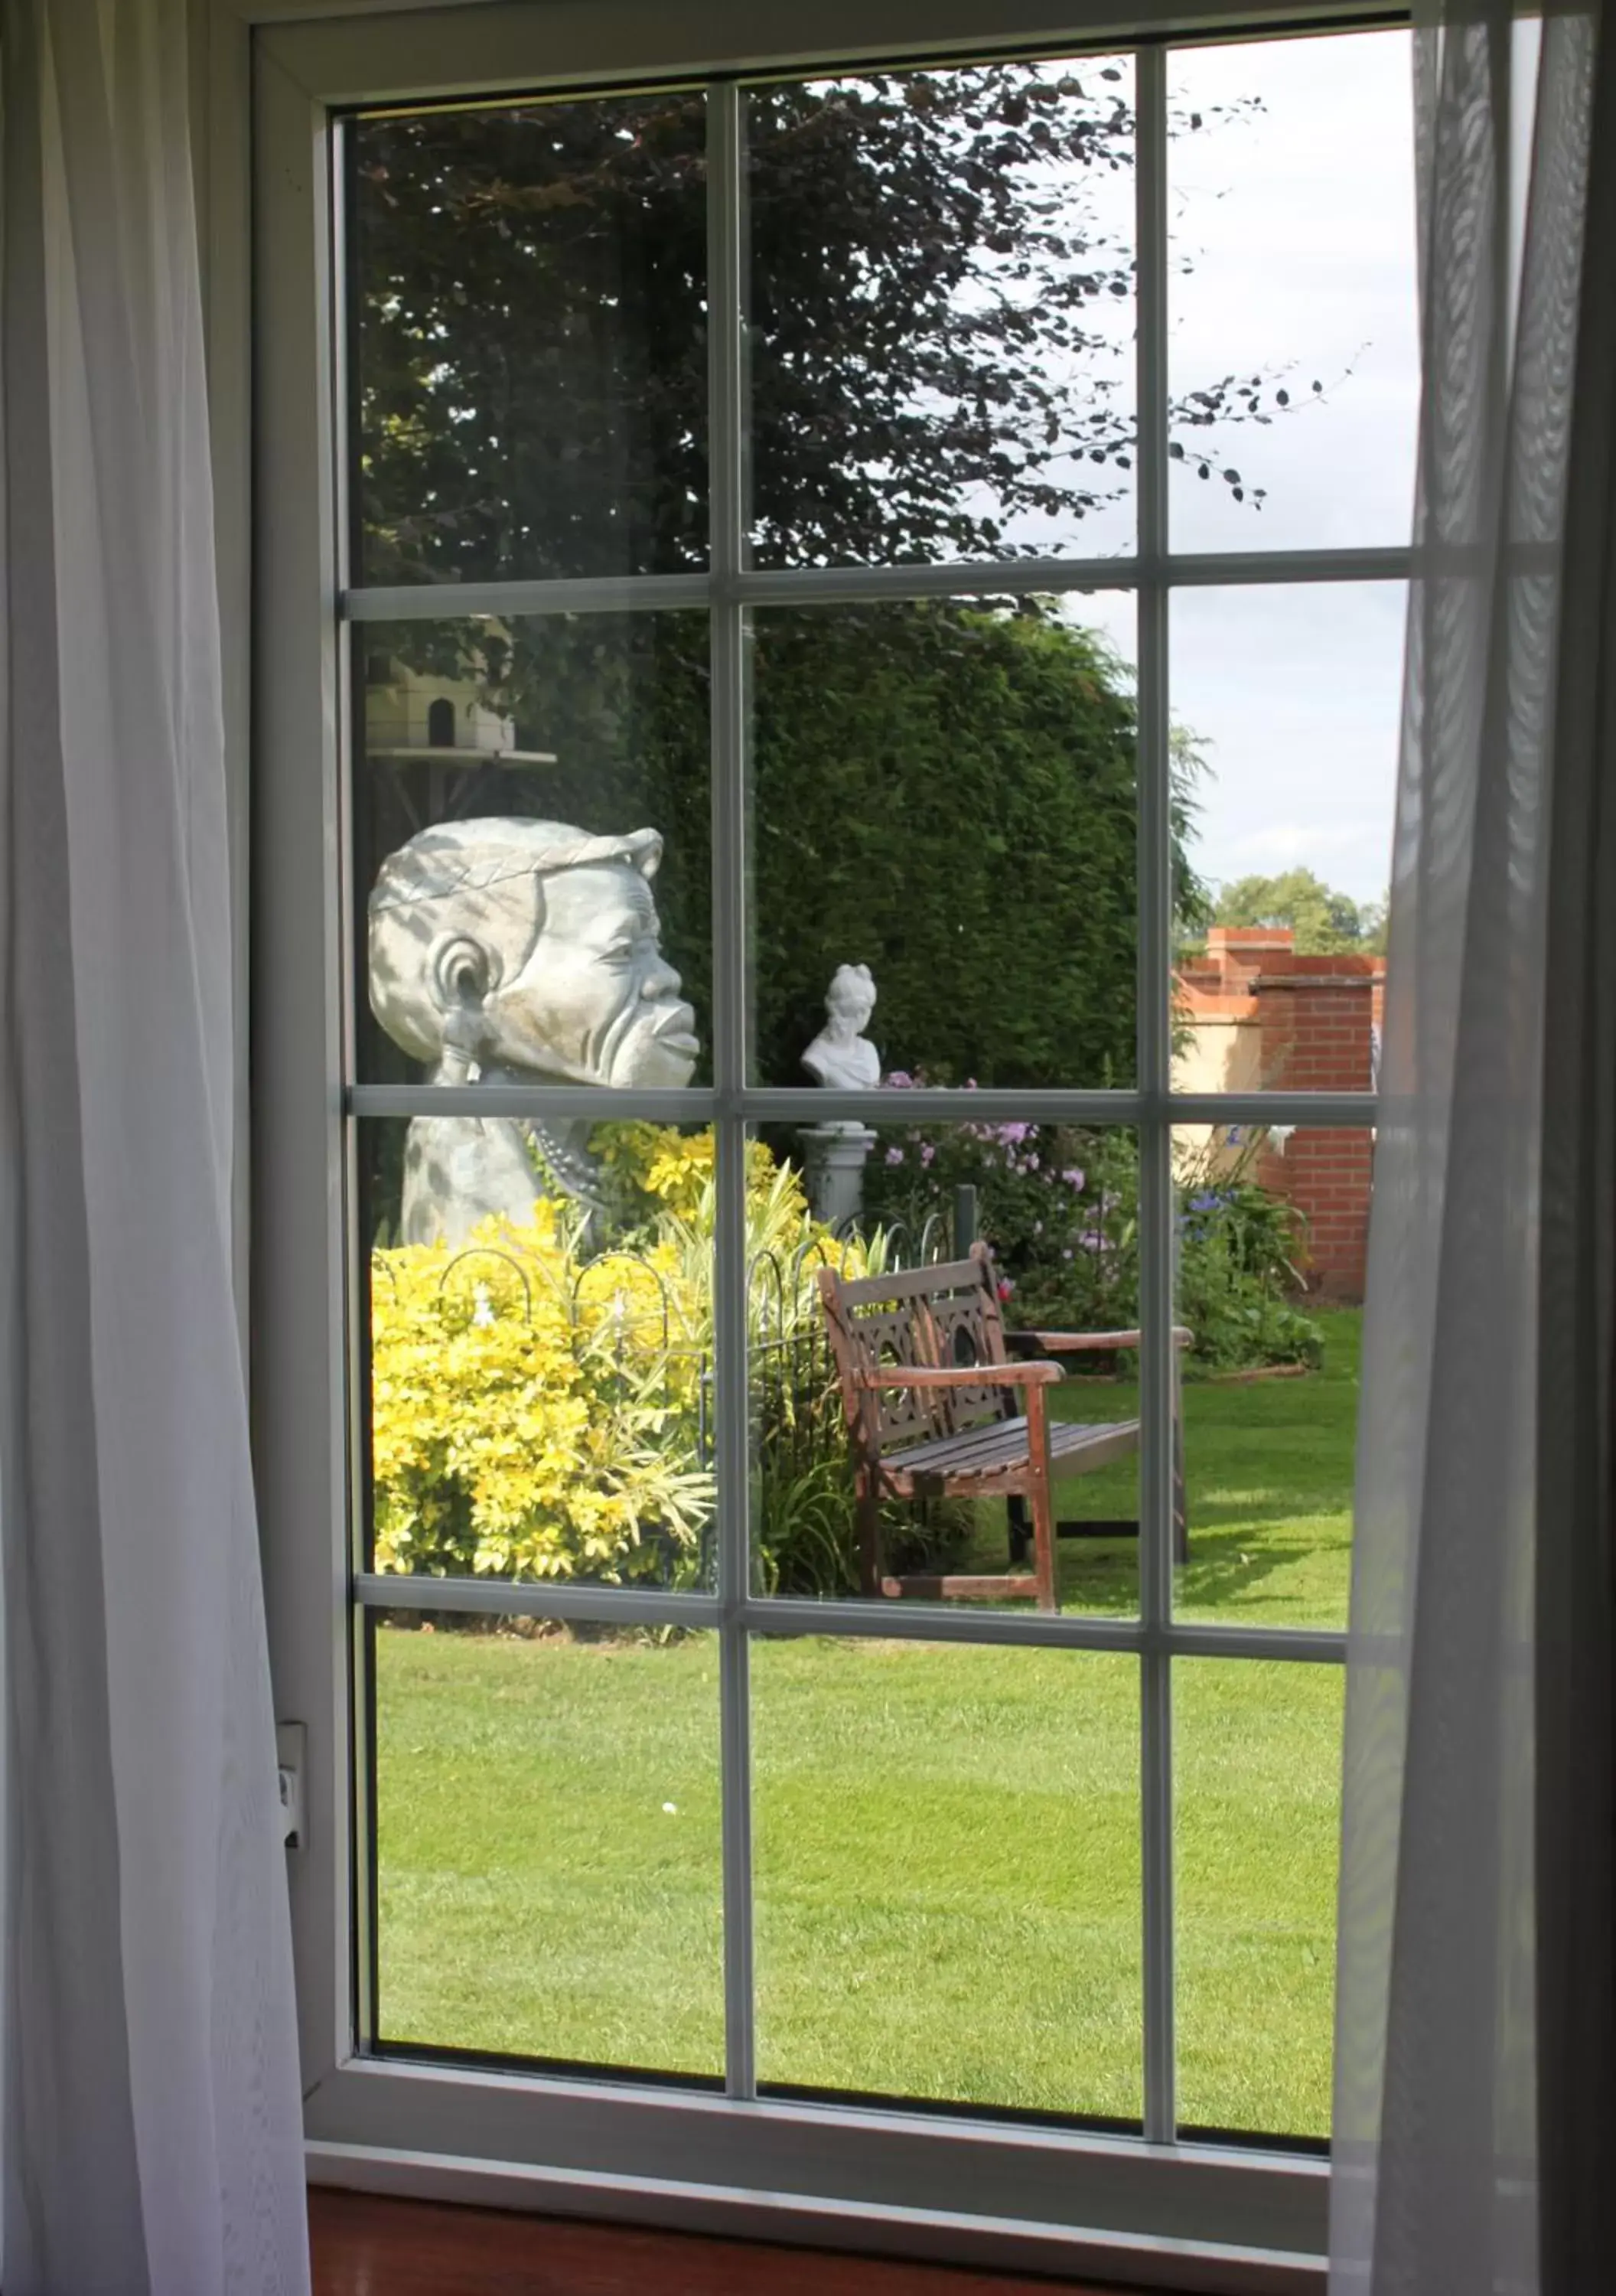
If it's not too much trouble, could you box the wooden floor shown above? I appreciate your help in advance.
[308,2190,1153,2294]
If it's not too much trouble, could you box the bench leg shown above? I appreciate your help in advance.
[856,1476,883,1600]
[1031,1482,1057,1611]
[1025,1387,1059,1613]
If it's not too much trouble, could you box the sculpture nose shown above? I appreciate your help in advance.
[643,952,681,997]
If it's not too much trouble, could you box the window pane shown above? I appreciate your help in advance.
[1171,583,1402,998]
[746,595,1138,1088]
[1175,1659,1341,2138]
[372,1615,723,2077]
[347,93,708,586]
[1171,1124,1370,1632]
[753,1637,1141,2120]
[1167,30,1418,550]
[749,1124,1140,1616]
[358,1119,715,1591]
[748,58,1136,566]
[357,612,709,1088]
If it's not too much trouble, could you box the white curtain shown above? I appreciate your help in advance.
[0,3,310,2290]
[1331,0,1616,2289]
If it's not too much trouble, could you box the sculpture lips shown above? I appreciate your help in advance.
[653,1002,699,1052]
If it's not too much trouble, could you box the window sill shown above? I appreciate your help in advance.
[305,2058,1328,2296]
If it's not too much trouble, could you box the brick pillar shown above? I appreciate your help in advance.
[1253,968,1380,1301]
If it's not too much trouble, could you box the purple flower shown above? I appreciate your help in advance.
[885,1146,904,1166]
[1227,1126,1243,1143]
[885,1069,914,1089]
[1062,1166,1086,1190]
[920,1142,936,1166]
[1190,1191,1222,1214]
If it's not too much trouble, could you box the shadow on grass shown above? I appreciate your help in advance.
[960,1309,1360,1616]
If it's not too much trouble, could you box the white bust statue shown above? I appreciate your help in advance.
[369,817,699,1245]
[802,963,881,1093]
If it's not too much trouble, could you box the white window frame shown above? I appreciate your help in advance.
[225,2,1405,2284]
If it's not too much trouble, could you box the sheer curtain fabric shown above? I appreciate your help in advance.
[1331,2,1616,2291]
[0,2,310,2289]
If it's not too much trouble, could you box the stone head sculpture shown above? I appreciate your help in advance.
[369,818,699,1246]
[826,963,875,1036]
[370,817,699,1092]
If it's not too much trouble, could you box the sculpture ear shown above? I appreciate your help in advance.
[428,933,498,1016]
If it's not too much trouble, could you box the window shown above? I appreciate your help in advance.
[252,0,1412,2272]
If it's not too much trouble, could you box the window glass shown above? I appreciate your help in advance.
[1170,582,1403,972]
[372,1615,724,2076]
[748,1124,1142,1617]
[356,612,709,1088]
[1175,1658,1342,2138]
[752,1637,1142,2120]
[1167,30,1419,550]
[1171,1124,1372,1631]
[348,93,709,586]
[358,1120,716,1592]
[748,60,1137,566]
[746,595,1139,1088]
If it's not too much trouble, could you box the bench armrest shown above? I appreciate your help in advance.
[1012,1326,1194,1353]
[853,1362,1064,1391]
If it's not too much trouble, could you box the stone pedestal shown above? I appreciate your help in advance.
[801,1124,878,1232]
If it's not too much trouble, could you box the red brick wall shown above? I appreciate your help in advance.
[1253,1126,1374,1303]
[1178,928,1382,1302]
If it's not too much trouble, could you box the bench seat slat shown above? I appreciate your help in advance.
[887,1414,1140,1478]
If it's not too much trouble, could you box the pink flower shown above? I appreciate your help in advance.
[996,1278,1015,1301]
[885,1146,904,1166]
[1062,1166,1086,1189]
[920,1142,936,1166]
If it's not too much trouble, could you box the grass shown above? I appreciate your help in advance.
[373,1309,1359,2141]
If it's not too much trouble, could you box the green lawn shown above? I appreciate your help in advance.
[373,1309,1357,2141]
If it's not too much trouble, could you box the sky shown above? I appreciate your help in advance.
[1062,28,1419,908]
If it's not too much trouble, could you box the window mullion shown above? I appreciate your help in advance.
[1133,36,1177,2152]
[708,78,758,2104]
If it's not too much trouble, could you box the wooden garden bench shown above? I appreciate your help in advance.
[816,1242,1188,1611]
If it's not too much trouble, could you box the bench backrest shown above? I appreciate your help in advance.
[816,1243,1013,1457]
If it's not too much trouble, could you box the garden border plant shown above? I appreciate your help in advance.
[863,1096,1324,1375]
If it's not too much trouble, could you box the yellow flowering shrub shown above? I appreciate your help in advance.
[368,1129,872,1585]
[590,1121,779,1228]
